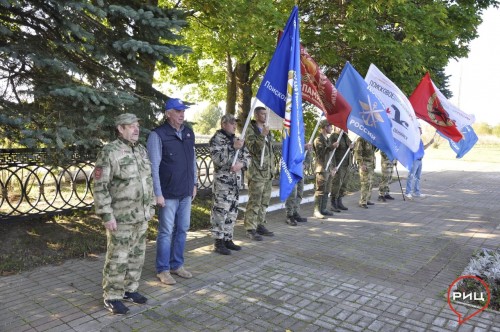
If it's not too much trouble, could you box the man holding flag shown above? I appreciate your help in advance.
[243,106,275,241]
[240,5,304,233]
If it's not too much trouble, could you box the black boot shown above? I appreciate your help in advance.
[214,239,231,255]
[320,194,333,216]
[337,197,348,210]
[377,195,386,202]
[225,240,242,251]
[330,197,341,212]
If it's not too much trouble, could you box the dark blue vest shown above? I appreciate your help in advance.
[154,123,195,199]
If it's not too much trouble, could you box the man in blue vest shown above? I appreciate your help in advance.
[147,98,198,285]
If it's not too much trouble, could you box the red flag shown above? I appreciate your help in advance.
[299,45,351,131]
[409,73,462,142]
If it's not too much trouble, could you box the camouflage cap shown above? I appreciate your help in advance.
[115,113,140,126]
[221,114,238,124]
[319,119,331,129]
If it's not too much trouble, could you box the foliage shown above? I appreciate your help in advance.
[159,0,498,124]
[0,0,191,160]
[473,122,493,135]
[454,248,500,311]
[192,103,223,135]
[157,0,295,124]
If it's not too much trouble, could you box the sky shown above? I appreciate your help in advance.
[445,6,500,126]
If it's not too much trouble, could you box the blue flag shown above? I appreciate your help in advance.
[256,6,304,201]
[438,125,478,159]
[336,62,397,160]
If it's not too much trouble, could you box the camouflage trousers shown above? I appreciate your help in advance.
[285,179,304,217]
[330,165,350,199]
[244,177,272,230]
[379,160,394,195]
[314,171,330,198]
[102,221,148,300]
[210,185,239,240]
[359,162,375,204]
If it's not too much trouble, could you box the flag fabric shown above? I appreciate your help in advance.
[299,45,351,131]
[409,73,469,142]
[255,6,304,201]
[365,64,421,151]
[438,125,478,159]
[336,62,397,161]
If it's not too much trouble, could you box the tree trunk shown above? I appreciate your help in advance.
[225,53,237,116]
[235,61,252,133]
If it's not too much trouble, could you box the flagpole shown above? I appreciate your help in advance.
[325,130,344,171]
[395,163,405,201]
[231,99,258,166]
[259,107,270,167]
[335,146,351,169]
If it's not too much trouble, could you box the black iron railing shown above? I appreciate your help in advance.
[1,143,316,221]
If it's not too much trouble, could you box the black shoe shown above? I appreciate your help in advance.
[286,216,298,226]
[225,240,242,251]
[384,194,395,200]
[104,299,130,315]
[367,201,375,205]
[214,239,231,255]
[293,213,307,222]
[123,292,147,304]
[377,195,386,202]
[358,203,368,209]
[256,224,274,236]
[246,230,263,241]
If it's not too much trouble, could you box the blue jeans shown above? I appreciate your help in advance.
[405,159,423,195]
[156,196,191,273]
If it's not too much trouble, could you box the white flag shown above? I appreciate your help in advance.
[365,64,421,153]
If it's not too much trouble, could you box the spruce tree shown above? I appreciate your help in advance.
[0,0,191,159]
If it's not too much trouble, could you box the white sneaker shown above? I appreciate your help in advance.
[414,193,426,198]
[405,193,413,200]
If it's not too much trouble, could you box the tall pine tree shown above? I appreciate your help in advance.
[0,0,191,159]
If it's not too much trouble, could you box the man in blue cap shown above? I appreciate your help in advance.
[147,98,198,285]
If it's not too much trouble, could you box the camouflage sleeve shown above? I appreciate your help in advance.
[239,145,251,170]
[245,128,266,159]
[353,138,362,164]
[92,147,115,223]
[209,133,232,168]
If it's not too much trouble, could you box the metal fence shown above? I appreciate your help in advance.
[0,144,315,221]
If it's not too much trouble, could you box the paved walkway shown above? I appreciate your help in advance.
[1,159,500,331]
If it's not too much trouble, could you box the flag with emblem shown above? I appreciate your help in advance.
[409,73,474,142]
[299,45,351,131]
[255,6,304,201]
[336,62,397,161]
[364,63,421,170]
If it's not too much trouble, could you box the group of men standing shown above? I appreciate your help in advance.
[312,120,354,218]
[92,102,407,316]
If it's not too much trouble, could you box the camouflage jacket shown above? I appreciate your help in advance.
[313,133,334,173]
[354,137,376,165]
[246,120,275,180]
[329,132,352,168]
[93,138,155,224]
[209,129,251,191]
